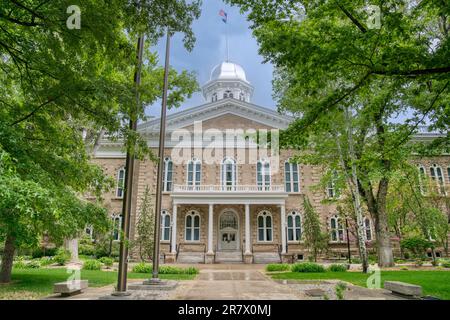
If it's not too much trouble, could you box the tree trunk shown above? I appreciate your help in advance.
[374,210,394,267]
[0,234,16,283]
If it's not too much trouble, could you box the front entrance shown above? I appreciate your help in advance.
[219,210,239,251]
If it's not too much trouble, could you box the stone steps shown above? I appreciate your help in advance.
[177,252,205,264]
[215,251,243,263]
[253,252,281,264]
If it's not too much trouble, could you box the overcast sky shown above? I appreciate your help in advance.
[146,0,275,117]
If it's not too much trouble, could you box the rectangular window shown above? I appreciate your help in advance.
[116,169,125,198]
[285,161,299,193]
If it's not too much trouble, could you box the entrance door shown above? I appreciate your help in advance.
[219,211,239,250]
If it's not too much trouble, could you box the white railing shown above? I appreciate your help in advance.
[173,184,285,192]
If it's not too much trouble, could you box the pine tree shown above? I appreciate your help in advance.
[134,186,155,262]
[302,197,328,262]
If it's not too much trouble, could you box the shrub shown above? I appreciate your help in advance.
[25,260,41,269]
[266,264,290,272]
[414,259,424,267]
[335,282,347,300]
[31,247,58,259]
[39,256,54,266]
[395,259,406,264]
[54,248,71,266]
[99,257,114,268]
[83,259,103,271]
[183,267,199,275]
[79,238,96,257]
[401,237,433,258]
[400,266,408,271]
[441,260,450,268]
[13,257,27,269]
[351,257,361,264]
[291,262,325,273]
[132,262,152,273]
[328,264,348,272]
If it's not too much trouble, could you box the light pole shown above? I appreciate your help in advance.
[149,27,171,283]
[113,33,145,296]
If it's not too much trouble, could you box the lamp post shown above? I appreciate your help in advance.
[149,27,171,283]
[345,217,351,265]
[113,33,145,296]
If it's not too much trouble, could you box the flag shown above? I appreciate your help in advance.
[219,9,227,23]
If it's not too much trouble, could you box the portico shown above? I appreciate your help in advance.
[167,185,288,264]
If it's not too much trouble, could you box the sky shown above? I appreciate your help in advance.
[146,0,276,117]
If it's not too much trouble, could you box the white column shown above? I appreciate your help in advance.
[171,204,177,253]
[207,204,214,254]
[280,204,287,254]
[245,204,251,254]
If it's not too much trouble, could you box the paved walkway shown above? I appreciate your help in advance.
[45,264,408,300]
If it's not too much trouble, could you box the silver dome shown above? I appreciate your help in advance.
[210,61,248,83]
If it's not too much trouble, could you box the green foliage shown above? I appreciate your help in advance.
[79,237,96,257]
[13,257,27,269]
[31,247,58,259]
[98,257,114,268]
[24,261,41,269]
[266,264,291,272]
[291,262,325,273]
[302,197,328,262]
[53,249,71,266]
[131,263,198,274]
[401,237,433,257]
[82,260,102,271]
[132,186,155,262]
[335,282,347,300]
[440,260,450,268]
[400,266,409,271]
[39,257,54,267]
[328,264,348,272]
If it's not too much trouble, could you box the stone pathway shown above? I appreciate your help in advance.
[44,264,409,300]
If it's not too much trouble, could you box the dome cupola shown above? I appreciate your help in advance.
[202,61,254,103]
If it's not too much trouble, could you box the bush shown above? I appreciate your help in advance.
[414,259,424,267]
[291,262,325,273]
[400,266,409,271]
[13,257,27,269]
[54,248,71,266]
[328,264,348,272]
[99,257,114,268]
[39,256,54,266]
[83,259,103,271]
[79,238,96,257]
[131,263,199,274]
[351,257,361,264]
[25,260,41,269]
[132,262,152,273]
[31,247,58,259]
[441,260,450,268]
[401,237,433,258]
[266,264,291,272]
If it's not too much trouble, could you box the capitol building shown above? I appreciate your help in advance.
[90,61,450,264]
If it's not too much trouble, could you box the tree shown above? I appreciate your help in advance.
[132,186,155,262]
[302,197,328,262]
[226,0,449,267]
[0,0,201,283]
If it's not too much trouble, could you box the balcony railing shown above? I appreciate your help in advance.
[173,184,285,192]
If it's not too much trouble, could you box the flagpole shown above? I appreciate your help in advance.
[226,19,229,62]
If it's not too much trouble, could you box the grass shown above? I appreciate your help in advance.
[271,270,450,300]
[0,268,196,300]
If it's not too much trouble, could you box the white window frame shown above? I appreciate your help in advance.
[160,210,171,242]
[430,164,446,195]
[187,158,201,187]
[163,157,173,192]
[112,214,122,242]
[116,168,125,198]
[212,93,218,102]
[330,215,345,243]
[327,171,339,199]
[418,165,428,195]
[221,157,237,190]
[85,225,94,240]
[257,158,271,190]
[185,210,201,242]
[287,211,302,242]
[284,160,300,193]
[257,210,273,242]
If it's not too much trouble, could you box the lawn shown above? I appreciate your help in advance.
[0,268,196,300]
[271,270,450,300]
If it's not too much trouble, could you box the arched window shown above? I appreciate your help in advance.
[257,159,271,190]
[223,90,233,99]
[285,159,299,192]
[116,168,125,198]
[163,157,173,192]
[418,165,428,195]
[212,93,218,102]
[187,158,201,187]
[112,214,122,241]
[257,210,273,242]
[430,164,446,195]
[239,92,245,101]
[330,215,344,242]
[185,210,200,241]
[364,218,372,241]
[447,166,450,184]
[221,157,236,190]
[287,211,302,241]
[161,210,171,241]
[85,225,94,240]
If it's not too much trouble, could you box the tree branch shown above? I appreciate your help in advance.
[10,97,57,126]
